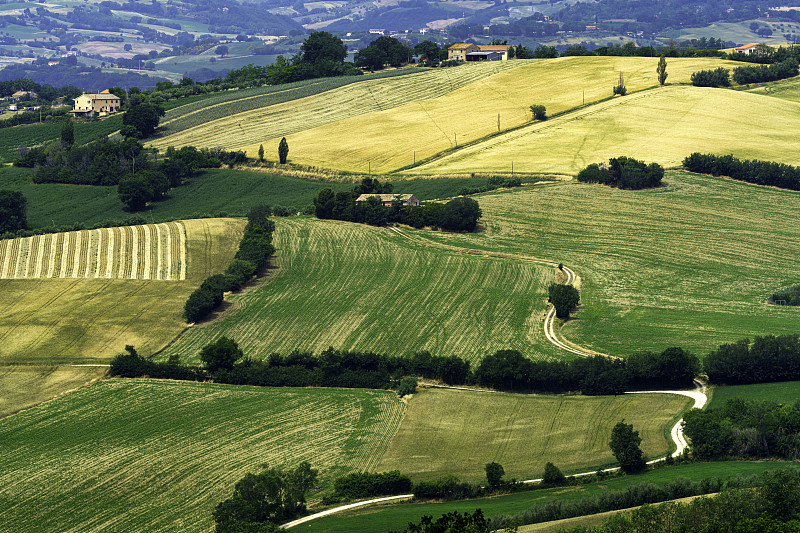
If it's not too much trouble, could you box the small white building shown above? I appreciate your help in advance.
[356,194,420,207]
[70,92,121,117]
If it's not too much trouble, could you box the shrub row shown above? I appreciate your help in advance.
[690,67,730,87]
[771,285,800,306]
[332,471,412,500]
[184,214,275,323]
[577,157,664,190]
[732,58,800,85]
[705,334,800,385]
[683,152,800,191]
[487,472,776,530]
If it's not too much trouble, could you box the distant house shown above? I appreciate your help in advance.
[70,92,121,117]
[735,43,761,54]
[356,194,420,207]
[447,43,513,61]
[11,90,37,102]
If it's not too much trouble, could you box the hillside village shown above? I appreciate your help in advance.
[1,2,800,532]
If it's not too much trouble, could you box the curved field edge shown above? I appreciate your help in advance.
[410,84,800,175]
[400,172,800,357]
[295,461,791,533]
[0,364,106,418]
[0,379,405,533]
[160,216,563,364]
[254,56,745,173]
[707,380,800,409]
[375,387,691,483]
[0,218,244,364]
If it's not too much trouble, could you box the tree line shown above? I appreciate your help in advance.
[683,152,800,191]
[184,206,275,323]
[705,334,800,385]
[577,157,664,190]
[732,58,800,85]
[313,178,483,232]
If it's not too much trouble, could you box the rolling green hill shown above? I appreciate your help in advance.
[0,380,403,532]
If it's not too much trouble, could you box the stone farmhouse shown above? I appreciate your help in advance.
[356,194,420,207]
[70,90,121,117]
[447,43,513,61]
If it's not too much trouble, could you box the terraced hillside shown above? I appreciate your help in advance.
[412,172,800,357]
[149,60,524,156]
[161,216,561,364]
[268,56,743,173]
[0,222,186,280]
[376,388,690,482]
[411,84,800,175]
[0,380,404,533]
[0,218,243,363]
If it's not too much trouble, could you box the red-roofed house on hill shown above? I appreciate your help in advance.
[734,43,761,54]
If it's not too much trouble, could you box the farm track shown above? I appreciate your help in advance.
[282,227,707,529]
[0,222,188,281]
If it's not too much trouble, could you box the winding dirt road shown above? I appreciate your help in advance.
[283,225,707,528]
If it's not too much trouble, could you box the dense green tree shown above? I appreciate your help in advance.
[258,144,264,162]
[438,197,482,232]
[548,283,579,319]
[184,288,217,323]
[530,104,546,120]
[122,101,165,138]
[215,45,228,57]
[355,36,410,70]
[299,31,347,65]
[117,173,154,211]
[533,45,558,58]
[414,40,440,61]
[247,204,272,228]
[392,509,494,533]
[398,376,417,397]
[485,462,505,488]
[200,336,244,373]
[609,420,646,473]
[313,188,335,219]
[542,462,566,485]
[213,463,318,532]
[61,118,74,148]
[0,190,27,233]
[278,137,288,164]
[657,55,668,85]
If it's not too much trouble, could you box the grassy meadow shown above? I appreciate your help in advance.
[708,381,800,409]
[269,56,743,173]
[161,216,560,364]
[0,379,404,533]
[405,172,800,357]
[411,84,800,175]
[0,218,243,363]
[747,75,800,103]
[296,461,790,533]
[0,364,106,417]
[376,387,690,482]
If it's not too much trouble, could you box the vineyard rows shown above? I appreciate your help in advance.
[151,61,524,153]
[0,222,186,281]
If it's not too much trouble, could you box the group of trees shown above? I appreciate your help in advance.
[474,347,699,395]
[771,285,800,307]
[577,157,664,190]
[331,471,412,500]
[732,58,800,85]
[0,190,27,233]
[184,207,275,323]
[548,283,579,319]
[683,152,800,191]
[683,399,800,460]
[355,35,412,70]
[704,334,800,385]
[313,178,482,232]
[690,67,730,87]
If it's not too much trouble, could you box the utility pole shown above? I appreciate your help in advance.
[497,113,500,131]
[454,132,457,147]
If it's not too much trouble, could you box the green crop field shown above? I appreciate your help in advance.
[708,381,800,409]
[747,76,800,103]
[296,461,789,533]
[0,379,404,533]
[0,218,243,363]
[412,84,800,175]
[160,216,561,364]
[0,166,515,229]
[401,172,800,357]
[274,56,743,173]
[148,60,528,157]
[0,364,106,418]
[376,387,690,483]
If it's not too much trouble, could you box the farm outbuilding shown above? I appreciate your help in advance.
[356,194,420,206]
[448,43,513,61]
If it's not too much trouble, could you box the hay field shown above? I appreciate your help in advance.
[149,60,530,155]
[411,84,800,175]
[747,76,800,103]
[376,388,689,483]
[406,173,800,357]
[267,56,743,173]
[0,379,403,533]
[161,216,561,364]
[0,218,244,363]
[0,364,106,418]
